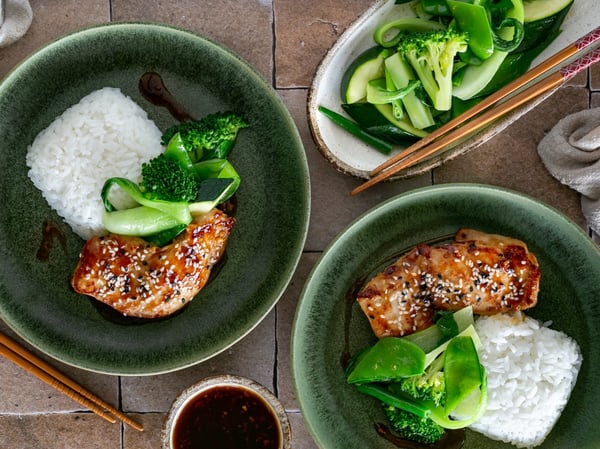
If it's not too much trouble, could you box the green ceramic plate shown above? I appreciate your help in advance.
[292,184,600,449]
[0,23,309,375]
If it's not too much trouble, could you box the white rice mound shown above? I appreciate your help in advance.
[471,312,582,448]
[26,87,164,240]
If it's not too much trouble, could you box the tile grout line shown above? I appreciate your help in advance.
[271,0,277,88]
[273,306,279,397]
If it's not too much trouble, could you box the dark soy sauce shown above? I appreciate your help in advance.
[173,386,280,449]
[376,423,466,449]
[139,72,195,122]
[37,219,66,261]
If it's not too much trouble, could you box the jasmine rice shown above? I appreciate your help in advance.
[26,87,163,240]
[471,312,582,448]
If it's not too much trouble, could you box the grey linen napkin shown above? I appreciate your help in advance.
[0,0,32,48]
[537,108,600,233]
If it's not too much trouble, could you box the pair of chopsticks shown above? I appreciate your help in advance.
[0,331,143,431]
[352,26,600,195]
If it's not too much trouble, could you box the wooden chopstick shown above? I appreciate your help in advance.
[0,331,143,432]
[351,26,600,195]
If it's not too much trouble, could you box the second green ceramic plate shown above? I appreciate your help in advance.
[0,23,309,375]
[292,184,600,449]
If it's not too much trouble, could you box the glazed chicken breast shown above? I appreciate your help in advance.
[71,209,235,319]
[357,228,540,338]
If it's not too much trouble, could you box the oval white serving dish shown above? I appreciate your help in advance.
[308,0,598,179]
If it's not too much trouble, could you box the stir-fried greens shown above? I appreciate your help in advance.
[346,307,488,444]
[101,111,247,246]
[321,0,574,153]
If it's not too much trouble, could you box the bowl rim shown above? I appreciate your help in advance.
[0,21,310,375]
[161,374,292,449]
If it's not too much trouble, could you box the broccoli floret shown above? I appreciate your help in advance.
[396,369,446,407]
[381,355,446,444]
[140,154,198,202]
[161,112,248,161]
[384,405,445,444]
[397,28,468,111]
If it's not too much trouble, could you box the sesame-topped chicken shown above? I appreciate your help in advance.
[357,228,540,338]
[71,209,235,319]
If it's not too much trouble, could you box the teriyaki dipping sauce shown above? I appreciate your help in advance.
[172,385,281,449]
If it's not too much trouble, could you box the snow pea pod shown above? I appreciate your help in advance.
[164,133,195,171]
[347,337,426,384]
[447,1,494,60]
[443,336,483,414]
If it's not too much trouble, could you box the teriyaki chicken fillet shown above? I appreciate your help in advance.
[71,209,234,318]
[357,228,540,338]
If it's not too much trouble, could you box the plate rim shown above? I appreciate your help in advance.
[291,182,600,448]
[0,22,311,375]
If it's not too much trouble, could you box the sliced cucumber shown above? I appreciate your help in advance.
[374,103,429,138]
[523,0,573,22]
[385,52,435,129]
[341,46,389,104]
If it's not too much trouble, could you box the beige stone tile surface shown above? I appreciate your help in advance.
[1,1,599,448]
[0,321,118,414]
[0,0,109,80]
[434,85,589,229]
[121,310,276,412]
[111,0,274,80]
[275,252,321,411]
[0,414,120,449]
[274,0,372,88]
[124,413,165,449]
[278,88,430,251]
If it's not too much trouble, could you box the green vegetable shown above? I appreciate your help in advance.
[355,383,430,418]
[523,0,573,22]
[383,406,445,444]
[101,205,187,237]
[447,1,494,60]
[100,112,246,244]
[492,18,525,53]
[102,177,192,227]
[366,78,420,104]
[346,337,426,384]
[318,105,394,154]
[373,17,445,48]
[452,0,524,100]
[392,352,446,407]
[341,103,423,144]
[396,28,468,111]
[420,0,451,16]
[402,306,474,352]
[384,52,435,129]
[140,155,198,202]
[348,312,488,444]
[477,2,573,97]
[444,336,484,414]
[372,103,429,138]
[341,46,389,104]
[332,0,570,153]
[161,111,248,161]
